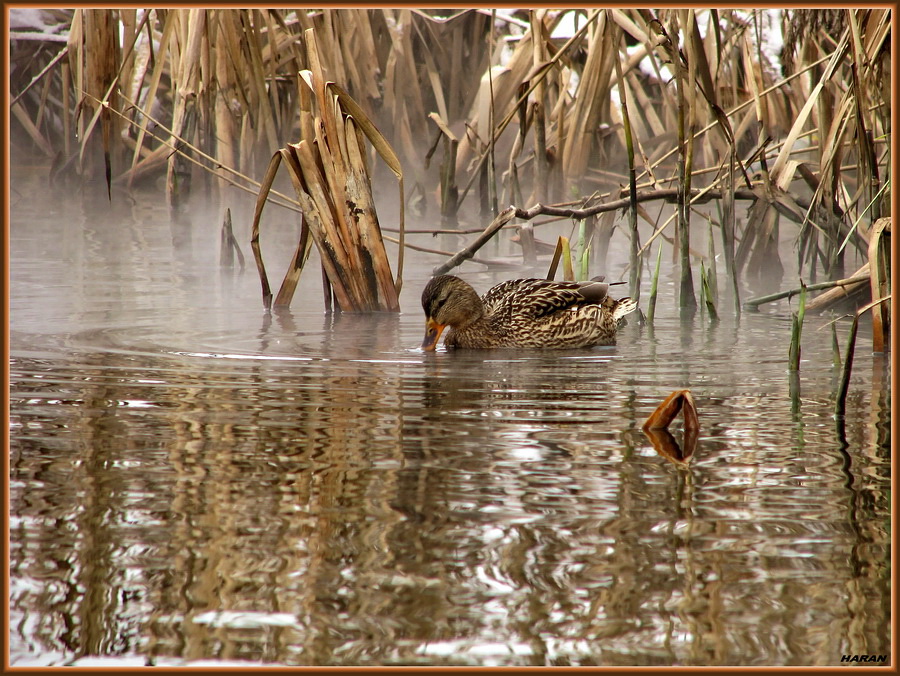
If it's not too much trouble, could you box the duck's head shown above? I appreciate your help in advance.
[420,275,484,351]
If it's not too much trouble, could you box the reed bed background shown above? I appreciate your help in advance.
[9,8,891,331]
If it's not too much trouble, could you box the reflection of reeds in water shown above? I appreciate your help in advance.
[11,9,890,323]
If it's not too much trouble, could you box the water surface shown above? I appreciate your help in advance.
[9,171,891,667]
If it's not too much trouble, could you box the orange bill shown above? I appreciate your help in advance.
[421,318,447,351]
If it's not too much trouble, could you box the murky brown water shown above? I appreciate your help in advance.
[9,164,890,667]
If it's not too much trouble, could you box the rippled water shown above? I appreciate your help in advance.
[9,167,891,667]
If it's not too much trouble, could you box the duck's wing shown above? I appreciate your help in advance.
[482,278,612,319]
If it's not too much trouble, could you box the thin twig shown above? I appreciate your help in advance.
[432,207,516,274]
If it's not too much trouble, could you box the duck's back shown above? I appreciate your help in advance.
[447,278,636,349]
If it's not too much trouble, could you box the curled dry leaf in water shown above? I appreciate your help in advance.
[643,389,699,464]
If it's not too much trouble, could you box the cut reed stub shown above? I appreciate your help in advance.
[643,389,699,464]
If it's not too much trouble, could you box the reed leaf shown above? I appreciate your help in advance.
[834,296,890,418]
[831,322,841,368]
[547,236,563,281]
[647,243,663,323]
[560,236,575,281]
[547,234,575,282]
[343,115,400,310]
[700,262,720,323]
[250,151,284,309]
[273,219,313,307]
[706,221,718,303]
[577,220,591,280]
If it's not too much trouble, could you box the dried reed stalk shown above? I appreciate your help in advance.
[11,9,891,321]
[658,14,696,312]
[428,112,461,226]
[867,217,891,352]
[562,11,614,181]
[251,28,403,313]
[611,13,641,302]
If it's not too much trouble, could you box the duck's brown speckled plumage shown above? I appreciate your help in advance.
[420,275,638,350]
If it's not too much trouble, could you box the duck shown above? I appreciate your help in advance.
[420,274,638,350]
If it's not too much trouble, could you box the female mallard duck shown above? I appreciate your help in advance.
[421,274,637,350]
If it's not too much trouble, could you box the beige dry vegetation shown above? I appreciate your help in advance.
[9,7,891,331]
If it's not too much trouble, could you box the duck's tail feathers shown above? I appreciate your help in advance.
[613,297,638,321]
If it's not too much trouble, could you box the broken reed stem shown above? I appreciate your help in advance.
[546,235,574,281]
[486,10,499,216]
[788,282,807,371]
[431,184,761,277]
[546,235,563,280]
[744,273,870,309]
[219,207,246,271]
[220,207,234,268]
[515,187,758,221]
[530,10,548,206]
